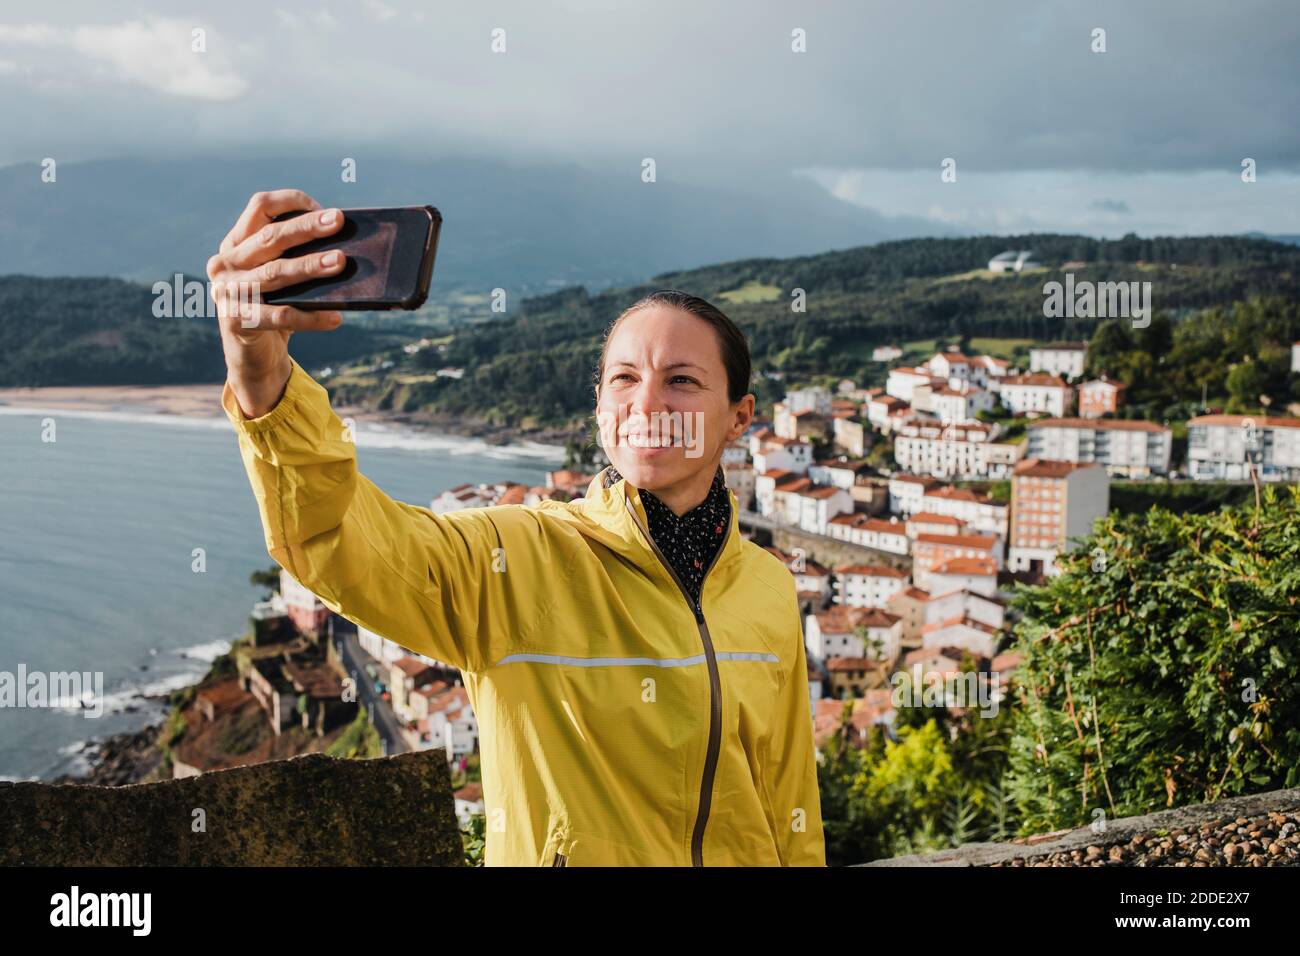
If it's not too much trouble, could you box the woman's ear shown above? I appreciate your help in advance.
[727,394,755,441]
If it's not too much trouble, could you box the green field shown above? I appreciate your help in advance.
[717,280,783,304]
[896,337,1032,363]
[968,338,1035,360]
[930,266,1049,284]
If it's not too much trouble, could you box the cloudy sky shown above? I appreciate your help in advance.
[2,0,1297,237]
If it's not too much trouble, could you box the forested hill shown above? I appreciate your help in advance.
[3,234,1299,427]
[384,233,1300,428]
[0,275,422,387]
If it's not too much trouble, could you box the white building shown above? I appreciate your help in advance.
[893,421,1026,479]
[431,483,491,513]
[873,345,903,362]
[1187,415,1300,482]
[905,512,965,538]
[805,605,904,665]
[924,588,1005,632]
[886,367,942,404]
[1007,459,1110,576]
[920,616,1000,659]
[791,484,856,535]
[783,385,833,416]
[921,485,1010,537]
[809,459,871,492]
[996,374,1074,417]
[888,474,941,515]
[835,564,910,609]
[1027,418,1173,478]
[751,434,814,474]
[721,438,749,466]
[932,385,994,424]
[826,514,911,555]
[988,250,1041,273]
[1292,343,1300,374]
[1028,342,1088,382]
[867,394,912,431]
[926,351,1012,389]
[927,558,999,598]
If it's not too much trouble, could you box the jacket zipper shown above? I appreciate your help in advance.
[623,484,728,867]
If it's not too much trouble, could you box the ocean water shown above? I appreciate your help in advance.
[0,405,561,781]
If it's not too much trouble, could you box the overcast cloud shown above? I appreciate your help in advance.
[1,0,1296,237]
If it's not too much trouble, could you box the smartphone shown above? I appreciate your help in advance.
[261,205,441,311]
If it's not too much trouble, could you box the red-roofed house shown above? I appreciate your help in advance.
[834,564,910,609]
[805,605,904,665]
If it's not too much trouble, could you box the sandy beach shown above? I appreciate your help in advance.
[0,382,227,419]
[0,382,573,459]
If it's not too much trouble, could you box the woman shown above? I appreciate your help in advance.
[209,189,825,866]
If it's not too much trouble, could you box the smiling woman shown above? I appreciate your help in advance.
[217,190,825,866]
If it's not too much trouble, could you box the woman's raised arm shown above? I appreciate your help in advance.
[222,354,551,672]
[214,190,551,671]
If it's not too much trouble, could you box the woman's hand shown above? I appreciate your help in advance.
[208,189,347,418]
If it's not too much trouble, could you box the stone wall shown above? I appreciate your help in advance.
[860,786,1300,867]
[0,749,464,866]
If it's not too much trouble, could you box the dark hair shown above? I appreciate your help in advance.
[593,290,752,404]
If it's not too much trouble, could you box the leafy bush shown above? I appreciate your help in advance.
[1006,485,1300,833]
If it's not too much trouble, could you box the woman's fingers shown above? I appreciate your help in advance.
[229,302,343,333]
[221,207,345,271]
[241,249,346,292]
[220,189,322,254]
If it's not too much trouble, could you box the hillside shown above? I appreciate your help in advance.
[4,234,1299,421]
[333,233,1300,429]
[0,275,420,387]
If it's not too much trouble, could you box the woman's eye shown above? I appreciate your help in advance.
[670,375,697,385]
[610,373,634,383]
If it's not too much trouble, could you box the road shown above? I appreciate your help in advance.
[329,618,409,755]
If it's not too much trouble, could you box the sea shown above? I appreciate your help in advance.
[0,403,562,781]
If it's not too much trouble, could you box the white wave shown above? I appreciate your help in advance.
[172,637,234,663]
[48,670,205,717]
[0,404,566,462]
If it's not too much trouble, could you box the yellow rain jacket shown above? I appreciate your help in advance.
[222,355,826,866]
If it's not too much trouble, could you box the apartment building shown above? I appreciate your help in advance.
[995,373,1074,417]
[1007,459,1109,576]
[1026,418,1172,477]
[1187,415,1300,482]
[893,421,1026,479]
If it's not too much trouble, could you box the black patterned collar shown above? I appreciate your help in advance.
[604,465,731,605]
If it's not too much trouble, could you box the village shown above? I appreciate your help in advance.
[179,328,1300,835]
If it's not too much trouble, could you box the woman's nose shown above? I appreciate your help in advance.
[627,379,670,418]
